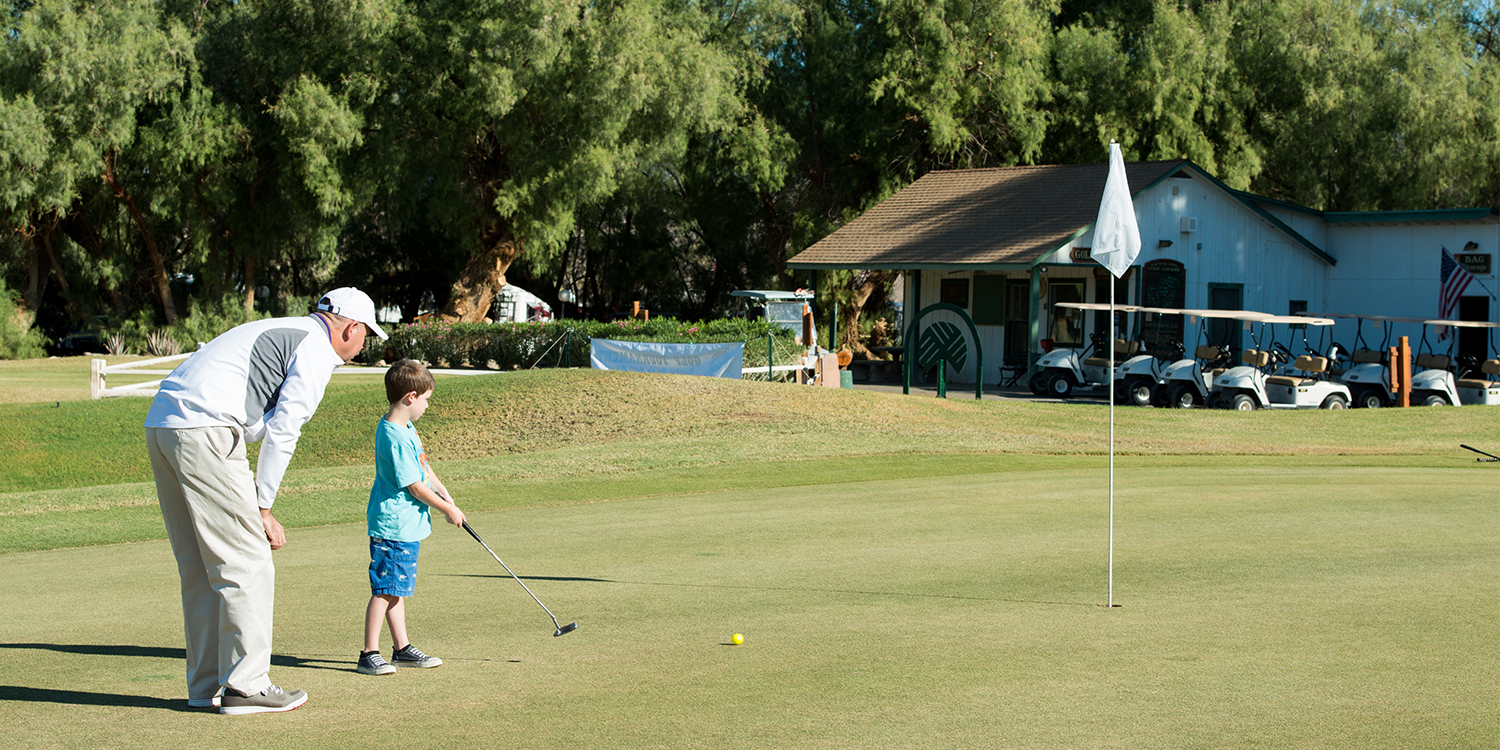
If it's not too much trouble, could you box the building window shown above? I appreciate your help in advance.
[940,278,969,308]
[1288,300,1307,329]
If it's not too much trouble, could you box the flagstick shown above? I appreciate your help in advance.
[1108,277,1116,608]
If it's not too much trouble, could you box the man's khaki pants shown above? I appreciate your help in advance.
[146,426,274,700]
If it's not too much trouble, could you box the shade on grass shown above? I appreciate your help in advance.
[4,461,1495,749]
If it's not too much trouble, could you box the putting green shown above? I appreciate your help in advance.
[3,461,1496,749]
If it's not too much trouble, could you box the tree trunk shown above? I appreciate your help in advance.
[838,269,895,359]
[442,223,520,322]
[102,150,178,324]
[19,222,44,312]
[38,216,69,297]
[244,256,256,317]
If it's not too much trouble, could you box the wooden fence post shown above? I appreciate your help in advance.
[1395,336,1411,407]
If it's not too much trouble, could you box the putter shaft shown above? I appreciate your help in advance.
[462,521,578,636]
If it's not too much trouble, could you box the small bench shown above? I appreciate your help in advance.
[848,359,901,383]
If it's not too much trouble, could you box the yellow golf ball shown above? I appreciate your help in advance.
[730,633,744,645]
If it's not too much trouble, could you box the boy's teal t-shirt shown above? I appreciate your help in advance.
[368,417,433,542]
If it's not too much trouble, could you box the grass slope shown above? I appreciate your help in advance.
[2,368,1496,554]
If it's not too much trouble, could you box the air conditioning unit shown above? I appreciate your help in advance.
[1180,216,1199,233]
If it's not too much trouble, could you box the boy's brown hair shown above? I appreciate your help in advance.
[385,359,434,404]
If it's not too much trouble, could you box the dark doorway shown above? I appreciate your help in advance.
[1004,279,1029,366]
[1457,296,1490,368]
[1207,283,1243,355]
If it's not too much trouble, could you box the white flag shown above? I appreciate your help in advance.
[1092,142,1140,279]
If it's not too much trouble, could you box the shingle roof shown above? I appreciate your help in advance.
[787,160,1189,269]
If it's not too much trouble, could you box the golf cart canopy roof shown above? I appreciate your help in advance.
[1054,302,1143,312]
[1261,315,1335,326]
[1303,312,1432,324]
[1170,308,1276,320]
[1425,319,1500,328]
[730,290,815,301]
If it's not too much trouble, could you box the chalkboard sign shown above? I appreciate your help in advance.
[1141,259,1185,353]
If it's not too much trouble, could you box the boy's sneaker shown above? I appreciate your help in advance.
[219,684,308,715]
[392,643,442,668]
[357,650,396,676]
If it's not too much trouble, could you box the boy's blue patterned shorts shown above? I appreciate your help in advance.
[369,537,420,597]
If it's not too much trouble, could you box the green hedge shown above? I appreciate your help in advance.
[366,318,802,371]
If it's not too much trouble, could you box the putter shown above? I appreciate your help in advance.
[461,521,579,637]
[1460,444,1500,463]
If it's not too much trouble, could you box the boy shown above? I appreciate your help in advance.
[358,359,465,676]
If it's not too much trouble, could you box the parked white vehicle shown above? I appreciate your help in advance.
[1035,303,1144,399]
[1154,309,1272,409]
[1211,316,1350,410]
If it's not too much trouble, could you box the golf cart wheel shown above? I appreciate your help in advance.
[1112,380,1129,404]
[1028,371,1049,396]
[1205,392,1221,409]
[1320,394,1349,410]
[1356,389,1384,409]
[1422,394,1449,407]
[1128,380,1153,407]
[1047,373,1075,398]
[1231,393,1257,411]
[1169,385,1197,409]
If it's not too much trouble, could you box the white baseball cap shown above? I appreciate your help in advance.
[316,287,389,340]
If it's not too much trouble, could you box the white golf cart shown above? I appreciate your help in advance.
[1035,302,1144,399]
[1448,320,1500,406]
[1211,316,1350,410]
[1330,316,1462,407]
[1154,309,1272,408]
[730,289,817,347]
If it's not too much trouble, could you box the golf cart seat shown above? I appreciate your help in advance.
[1242,349,1270,369]
[1457,359,1500,390]
[1415,353,1450,370]
[1084,339,1139,368]
[1350,348,1384,364]
[1194,345,1221,362]
[1266,355,1329,387]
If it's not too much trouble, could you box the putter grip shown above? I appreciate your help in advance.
[462,520,484,544]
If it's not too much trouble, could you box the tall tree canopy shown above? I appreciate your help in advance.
[1,0,1496,351]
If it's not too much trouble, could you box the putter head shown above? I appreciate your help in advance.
[554,622,579,637]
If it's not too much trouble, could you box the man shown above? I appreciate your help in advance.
[144,287,388,715]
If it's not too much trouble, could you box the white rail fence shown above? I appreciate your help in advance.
[90,357,499,399]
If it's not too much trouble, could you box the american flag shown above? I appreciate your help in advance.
[1438,248,1473,340]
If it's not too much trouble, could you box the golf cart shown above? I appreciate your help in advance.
[1035,302,1142,398]
[1113,306,1181,406]
[1211,316,1350,410]
[730,290,817,347]
[1449,320,1500,406]
[1331,316,1462,407]
[1153,309,1271,409]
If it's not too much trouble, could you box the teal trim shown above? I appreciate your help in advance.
[1324,208,1500,224]
[1233,190,1326,218]
[787,261,1035,271]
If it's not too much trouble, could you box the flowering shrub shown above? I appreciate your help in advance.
[365,318,797,371]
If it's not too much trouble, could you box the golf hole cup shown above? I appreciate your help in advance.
[731,633,744,645]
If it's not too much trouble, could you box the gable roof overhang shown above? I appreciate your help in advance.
[786,159,1336,271]
[1323,207,1500,225]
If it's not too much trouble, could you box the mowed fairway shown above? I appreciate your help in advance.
[4,460,1496,749]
